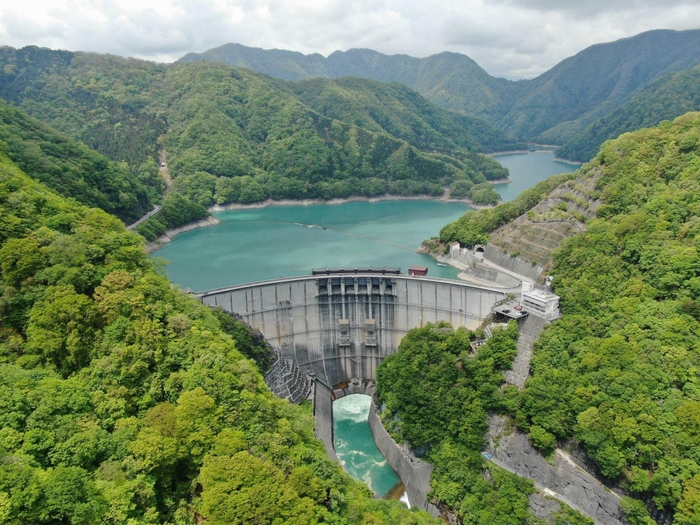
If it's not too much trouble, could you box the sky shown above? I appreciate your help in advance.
[0,0,699,79]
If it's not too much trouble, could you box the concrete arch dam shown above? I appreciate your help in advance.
[199,272,505,515]
[198,273,506,388]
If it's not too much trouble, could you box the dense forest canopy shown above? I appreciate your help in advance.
[517,113,700,524]
[0,45,515,239]
[0,152,439,524]
[557,65,700,162]
[0,99,155,223]
[429,112,700,524]
[375,322,594,525]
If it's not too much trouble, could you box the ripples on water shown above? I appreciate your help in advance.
[333,395,400,498]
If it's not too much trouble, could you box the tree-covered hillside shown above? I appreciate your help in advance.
[433,112,700,524]
[500,29,700,145]
[0,45,513,238]
[180,30,700,149]
[0,46,168,184]
[0,99,155,223]
[178,44,520,123]
[517,113,700,524]
[0,152,439,524]
[557,65,700,162]
[292,77,522,154]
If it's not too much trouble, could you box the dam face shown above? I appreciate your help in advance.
[199,273,505,386]
[199,272,505,514]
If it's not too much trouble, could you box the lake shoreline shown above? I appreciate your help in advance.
[145,192,498,252]
[145,215,220,253]
[210,191,503,212]
[553,156,584,165]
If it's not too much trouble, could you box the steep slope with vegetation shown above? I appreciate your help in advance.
[433,112,700,524]
[516,113,700,524]
[0,99,155,223]
[178,44,521,122]
[292,76,522,154]
[557,65,700,162]
[180,30,700,150]
[376,322,594,525]
[0,45,511,239]
[0,152,439,524]
[501,29,700,145]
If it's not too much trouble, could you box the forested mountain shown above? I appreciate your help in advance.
[178,44,521,122]
[292,76,518,154]
[180,29,700,158]
[557,65,700,162]
[0,151,439,524]
[0,99,155,223]
[433,112,700,524]
[0,45,516,238]
[504,29,700,145]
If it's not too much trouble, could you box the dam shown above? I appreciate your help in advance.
[198,268,507,387]
[198,268,508,514]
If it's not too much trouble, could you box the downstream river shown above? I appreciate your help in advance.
[156,150,579,498]
[156,150,578,292]
[333,395,400,498]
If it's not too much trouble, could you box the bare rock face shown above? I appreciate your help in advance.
[529,493,563,521]
[485,416,624,525]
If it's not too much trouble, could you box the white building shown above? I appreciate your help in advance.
[522,289,560,318]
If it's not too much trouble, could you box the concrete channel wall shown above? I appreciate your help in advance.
[327,380,439,517]
[367,402,439,517]
[199,274,505,386]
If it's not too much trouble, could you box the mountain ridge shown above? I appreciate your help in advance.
[179,29,700,159]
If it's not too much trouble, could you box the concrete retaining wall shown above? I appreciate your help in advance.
[465,264,521,288]
[313,379,337,461]
[368,402,439,517]
[484,244,544,282]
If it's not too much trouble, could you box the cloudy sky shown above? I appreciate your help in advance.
[1,0,699,78]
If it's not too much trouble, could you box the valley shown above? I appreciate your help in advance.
[0,25,699,525]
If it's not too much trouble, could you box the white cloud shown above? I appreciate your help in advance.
[0,0,699,78]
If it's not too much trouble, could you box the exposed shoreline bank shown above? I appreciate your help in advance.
[145,215,220,253]
[145,191,500,252]
[490,147,583,166]
[210,190,503,212]
[553,156,584,165]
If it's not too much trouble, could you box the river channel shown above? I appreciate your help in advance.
[155,150,579,497]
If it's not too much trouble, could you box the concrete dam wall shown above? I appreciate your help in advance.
[199,274,505,387]
[199,273,504,515]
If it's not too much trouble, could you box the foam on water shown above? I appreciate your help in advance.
[333,394,400,497]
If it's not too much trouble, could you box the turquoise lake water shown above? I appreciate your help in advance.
[156,151,579,292]
[333,395,399,497]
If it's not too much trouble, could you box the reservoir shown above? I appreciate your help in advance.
[156,151,579,292]
[155,150,579,496]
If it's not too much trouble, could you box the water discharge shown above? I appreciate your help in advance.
[333,395,401,499]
